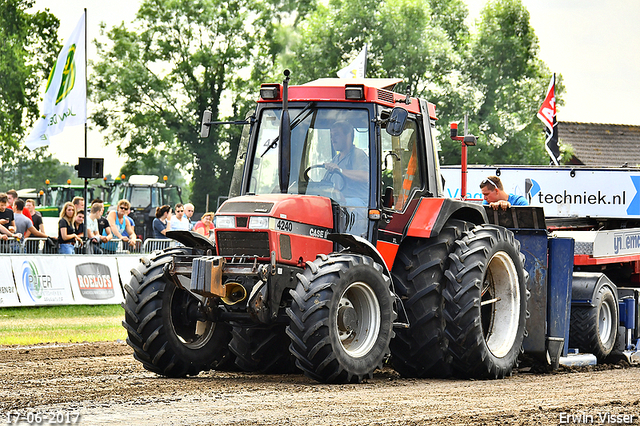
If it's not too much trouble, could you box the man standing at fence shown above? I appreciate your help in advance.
[14,199,48,242]
[184,203,195,231]
[0,193,16,233]
[169,203,190,231]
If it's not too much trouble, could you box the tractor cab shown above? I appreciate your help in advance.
[224,77,442,244]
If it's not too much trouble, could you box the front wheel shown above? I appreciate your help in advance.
[122,248,232,377]
[286,254,396,383]
[443,225,529,379]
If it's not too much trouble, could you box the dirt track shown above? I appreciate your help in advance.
[2,341,640,425]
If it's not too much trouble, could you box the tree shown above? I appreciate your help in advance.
[438,0,560,166]
[0,149,77,190]
[286,0,557,166]
[90,0,309,209]
[0,0,60,160]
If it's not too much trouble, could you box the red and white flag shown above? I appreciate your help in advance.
[537,75,555,132]
[538,74,560,165]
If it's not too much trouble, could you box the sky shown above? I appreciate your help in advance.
[30,0,640,176]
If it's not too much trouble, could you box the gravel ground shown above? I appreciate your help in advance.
[1,341,640,426]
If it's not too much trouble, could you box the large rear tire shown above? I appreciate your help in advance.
[122,248,232,377]
[569,285,618,361]
[390,219,470,378]
[286,254,396,383]
[443,225,529,379]
[229,325,299,373]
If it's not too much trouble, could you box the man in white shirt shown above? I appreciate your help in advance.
[169,203,190,231]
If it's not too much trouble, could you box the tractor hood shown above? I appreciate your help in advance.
[216,194,334,229]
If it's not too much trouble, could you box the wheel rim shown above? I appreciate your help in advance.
[599,297,613,344]
[169,286,215,350]
[335,282,381,358]
[480,251,520,358]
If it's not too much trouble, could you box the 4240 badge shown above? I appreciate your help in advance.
[3,411,80,425]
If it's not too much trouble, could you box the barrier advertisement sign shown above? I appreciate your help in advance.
[441,166,640,218]
[66,257,123,304]
[11,256,75,306]
[0,257,20,307]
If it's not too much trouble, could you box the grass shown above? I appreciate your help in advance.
[0,304,127,345]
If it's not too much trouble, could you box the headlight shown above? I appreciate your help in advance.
[214,215,235,228]
[248,216,269,229]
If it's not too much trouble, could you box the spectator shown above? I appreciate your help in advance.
[194,212,214,238]
[107,199,138,247]
[0,193,16,232]
[74,210,85,238]
[97,205,116,254]
[480,176,528,211]
[153,205,171,239]
[87,202,111,254]
[58,201,81,254]
[72,196,85,215]
[25,199,44,233]
[0,222,19,240]
[7,189,32,221]
[184,203,195,230]
[169,203,190,231]
[14,199,47,241]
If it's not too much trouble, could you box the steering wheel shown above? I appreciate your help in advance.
[303,164,346,191]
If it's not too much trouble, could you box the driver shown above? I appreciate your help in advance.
[323,121,369,201]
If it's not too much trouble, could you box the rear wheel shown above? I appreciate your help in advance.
[122,248,232,377]
[569,285,618,361]
[390,219,470,378]
[229,325,299,373]
[286,254,396,383]
[443,225,529,379]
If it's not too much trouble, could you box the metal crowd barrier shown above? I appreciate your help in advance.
[0,237,174,255]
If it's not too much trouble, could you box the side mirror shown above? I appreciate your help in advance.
[200,110,212,138]
[385,107,408,137]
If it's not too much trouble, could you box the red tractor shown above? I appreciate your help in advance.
[123,72,529,383]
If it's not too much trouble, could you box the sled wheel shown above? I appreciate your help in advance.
[570,285,618,361]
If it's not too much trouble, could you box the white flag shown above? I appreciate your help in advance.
[337,44,367,79]
[25,12,86,151]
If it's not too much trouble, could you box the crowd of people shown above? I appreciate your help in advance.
[0,189,216,255]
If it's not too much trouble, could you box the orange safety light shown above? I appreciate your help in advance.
[163,175,168,182]
[67,179,71,184]
[45,179,50,185]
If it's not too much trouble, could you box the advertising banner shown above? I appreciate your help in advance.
[116,256,143,289]
[11,256,75,306]
[441,166,640,219]
[0,257,21,307]
[66,257,123,304]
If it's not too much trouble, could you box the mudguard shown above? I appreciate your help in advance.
[572,272,618,306]
[166,230,216,251]
[328,233,392,280]
[405,198,486,239]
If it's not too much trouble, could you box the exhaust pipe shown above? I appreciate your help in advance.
[221,282,247,305]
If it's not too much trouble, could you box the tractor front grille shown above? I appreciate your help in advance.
[217,231,270,257]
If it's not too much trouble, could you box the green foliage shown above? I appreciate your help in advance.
[0,147,77,191]
[90,0,309,209]
[287,0,559,167]
[0,0,60,160]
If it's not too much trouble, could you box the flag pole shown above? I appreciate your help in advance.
[83,8,88,224]
[363,43,368,77]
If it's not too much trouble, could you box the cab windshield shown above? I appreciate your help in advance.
[248,107,371,236]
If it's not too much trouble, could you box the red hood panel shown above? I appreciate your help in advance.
[218,194,334,229]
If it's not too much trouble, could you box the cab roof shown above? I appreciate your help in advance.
[260,78,436,119]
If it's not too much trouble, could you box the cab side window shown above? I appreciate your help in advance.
[381,119,422,211]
